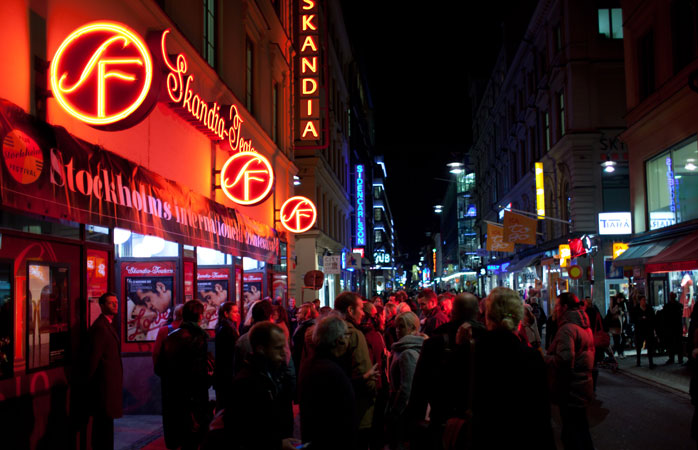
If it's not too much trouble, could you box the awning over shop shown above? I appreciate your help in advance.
[646,233,698,273]
[505,253,542,273]
[0,98,279,263]
[612,238,675,267]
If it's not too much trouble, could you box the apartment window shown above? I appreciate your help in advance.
[637,30,656,101]
[272,82,279,146]
[559,92,566,137]
[671,0,698,74]
[554,25,562,52]
[375,231,382,243]
[646,137,698,230]
[598,8,623,39]
[544,112,551,151]
[203,0,216,67]
[246,37,254,114]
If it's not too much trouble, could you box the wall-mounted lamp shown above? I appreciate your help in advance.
[293,175,301,186]
[601,161,617,173]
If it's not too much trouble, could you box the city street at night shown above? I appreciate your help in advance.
[1,0,698,449]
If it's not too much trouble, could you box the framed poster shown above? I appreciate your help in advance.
[183,260,195,302]
[272,273,287,304]
[86,248,109,327]
[122,261,175,342]
[197,267,230,330]
[243,272,264,311]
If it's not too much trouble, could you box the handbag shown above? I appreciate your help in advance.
[593,313,611,348]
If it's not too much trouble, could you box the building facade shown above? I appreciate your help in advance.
[470,0,628,312]
[0,0,297,444]
[615,0,698,310]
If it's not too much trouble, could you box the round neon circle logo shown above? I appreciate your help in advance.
[280,196,317,233]
[50,22,153,127]
[220,152,275,206]
[2,130,44,184]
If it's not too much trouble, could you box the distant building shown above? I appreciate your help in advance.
[470,0,628,312]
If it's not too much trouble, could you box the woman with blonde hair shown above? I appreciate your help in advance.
[387,311,426,449]
[469,287,554,449]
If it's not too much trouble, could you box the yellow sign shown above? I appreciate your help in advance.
[535,162,545,219]
[613,242,629,259]
[559,244,571,267]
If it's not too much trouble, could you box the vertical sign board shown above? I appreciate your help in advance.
[297,0,322,141]
[535,162,545,219]
[355,165,366,246]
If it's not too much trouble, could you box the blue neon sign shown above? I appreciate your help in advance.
[355,165,366,246]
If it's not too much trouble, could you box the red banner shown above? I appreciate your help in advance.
[0,98,278,263]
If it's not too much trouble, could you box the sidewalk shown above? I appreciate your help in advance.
[612,350,691,397]
[114,415,165,450]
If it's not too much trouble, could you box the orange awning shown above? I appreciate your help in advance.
[645,232,698,273]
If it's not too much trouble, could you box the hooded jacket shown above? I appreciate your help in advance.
[389,334,426,416]
[545,308,595,408]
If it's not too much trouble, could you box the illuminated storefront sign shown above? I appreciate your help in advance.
[51,23,262,153]
[535,162,545,218]
[280,196,317,233]
[649,211,676,230]
[355,165,366,246]
[613,242,629,259]
[297,0,322,141]
[50,21,154,128]
[559,244,571,268]
[220,152,274,206]
[374,251,391,264]
[598,212,631,235]
[352,248,365,258]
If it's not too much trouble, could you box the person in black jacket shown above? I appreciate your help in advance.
[86,292,123,450]
[292,302,318,377]
[298,313,356,450]
[632,296,656,368]
[663,292,684,364]
[224,321,297,450]
[155,300,212,450]
[215,301,239,409]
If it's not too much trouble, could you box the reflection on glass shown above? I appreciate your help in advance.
[28,264,69,370]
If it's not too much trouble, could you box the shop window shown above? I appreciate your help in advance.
[646,138,698,230]
[114,228,179,258]
[197,247,232,265]
[86,224,110,243]
[243,257,265,271]
[598,8,623,39]
[27,263,69,371]
[0,264,12,379]
[0,210,79,239]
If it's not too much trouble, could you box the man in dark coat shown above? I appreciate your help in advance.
[299,314,356,450]
[632,296,657,368]
[418,289,448,337]
[663,292,684,364]
[86,292,123,450]
[155,300,211,450]
[224,321,297,449]
[215,301,240,409]
[408,292,485,447]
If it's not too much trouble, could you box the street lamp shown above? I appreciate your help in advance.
[434,204,443,214]
[601,161,616,173]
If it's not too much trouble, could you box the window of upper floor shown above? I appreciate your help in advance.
[246,36,255,115]
[203,0,216,68]
[637,30,656,101]
[671,0,698,75]
[598,8,623,39]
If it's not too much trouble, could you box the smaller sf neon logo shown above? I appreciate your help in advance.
[280,196,317,233]
[220,152,275,206]
[50,22,153,126]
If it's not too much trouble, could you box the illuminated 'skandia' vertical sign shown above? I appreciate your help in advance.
[355,165,365,246]
[535,162,545,219]
[297,0,321,141]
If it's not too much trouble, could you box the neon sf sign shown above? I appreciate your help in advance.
[280,196,317,233]
[220,152,274,206]
[297,0,321,141]
[355,165,365,246]
[50,22,154,128]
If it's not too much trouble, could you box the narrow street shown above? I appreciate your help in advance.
[558,368,695,450]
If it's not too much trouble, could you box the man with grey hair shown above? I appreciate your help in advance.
[298,314,356,450]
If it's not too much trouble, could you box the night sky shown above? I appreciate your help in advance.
[342,1,524,263]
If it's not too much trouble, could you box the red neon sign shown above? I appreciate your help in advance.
[50,22,153,128]
[220,152,274,206]
[280,196,317,233]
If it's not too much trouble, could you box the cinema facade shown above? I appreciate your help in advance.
[0,0,307,446]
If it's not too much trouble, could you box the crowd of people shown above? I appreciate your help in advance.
[77,285,698,450]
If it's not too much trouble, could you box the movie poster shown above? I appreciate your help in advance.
[197,268,230,330]
[243,272,263,311]
[125,276,173,341]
